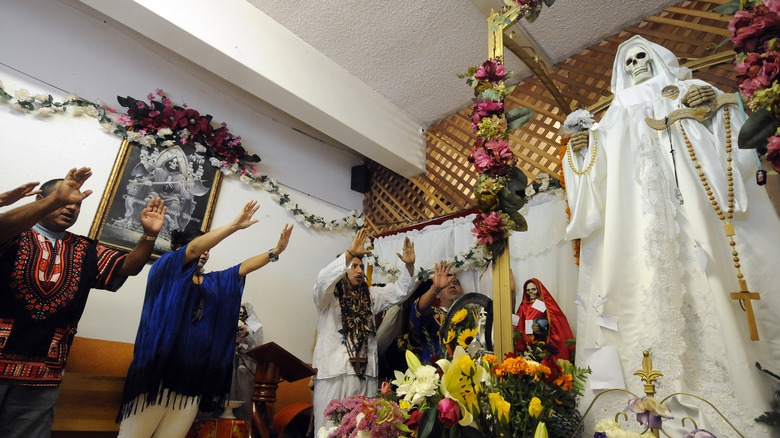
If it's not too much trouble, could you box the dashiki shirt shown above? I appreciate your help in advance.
[0,228,128,386]
[410,297,447,364]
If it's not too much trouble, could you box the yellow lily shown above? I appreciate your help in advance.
[533,421,549,438]
[436,346,487,426]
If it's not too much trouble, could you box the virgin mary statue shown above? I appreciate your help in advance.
[565,35,780,436]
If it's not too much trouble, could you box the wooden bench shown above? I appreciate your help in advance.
[50,337,313,438]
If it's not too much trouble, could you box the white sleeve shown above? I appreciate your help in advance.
[312,253,348,311]
[369,265,416,314]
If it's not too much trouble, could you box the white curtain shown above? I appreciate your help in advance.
[370,192,579,326]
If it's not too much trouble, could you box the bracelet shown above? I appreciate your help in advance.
[268,249,279,262]
[346,250,355,259]
[141,234,158,241]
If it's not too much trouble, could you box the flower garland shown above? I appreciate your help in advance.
[461,56,534,255]
[366,241,489,283]
[722,0,780,172]
[0,81,363,231]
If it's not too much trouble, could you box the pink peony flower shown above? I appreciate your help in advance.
[471,99,504,130]
[437,398,460,426]
[472,212,506,245]
[473,139,514,176]
[730,6,780,53]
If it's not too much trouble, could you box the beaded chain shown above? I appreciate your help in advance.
[678,108,746,286]
[567,131,599,175]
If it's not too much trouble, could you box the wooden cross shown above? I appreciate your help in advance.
[730,279,760,341]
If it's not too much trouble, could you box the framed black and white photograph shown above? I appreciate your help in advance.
[89,138,222,258]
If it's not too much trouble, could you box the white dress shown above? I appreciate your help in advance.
[567,35,780,437]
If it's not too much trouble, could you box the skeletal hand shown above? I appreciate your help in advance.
[681,84,716,108]
[570,131,590,152]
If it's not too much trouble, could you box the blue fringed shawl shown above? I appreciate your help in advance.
[118,244,244,420]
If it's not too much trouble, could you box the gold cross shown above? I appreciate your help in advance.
[730,279,760,341]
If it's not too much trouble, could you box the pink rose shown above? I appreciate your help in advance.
[380,381,392,396]
[474,59,507,84]
[437,398,460,426]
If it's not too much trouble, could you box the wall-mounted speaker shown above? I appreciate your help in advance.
[351,165,370,194]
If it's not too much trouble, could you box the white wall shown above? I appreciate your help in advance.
[0,0,366,362]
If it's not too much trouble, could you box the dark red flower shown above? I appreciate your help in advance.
[405,409,423,430]
[474,59,507,84]
[730,6,780,53]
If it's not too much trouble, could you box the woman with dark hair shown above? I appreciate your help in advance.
[117,201,293,438]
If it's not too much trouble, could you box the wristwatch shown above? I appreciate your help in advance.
[268,249,279,262]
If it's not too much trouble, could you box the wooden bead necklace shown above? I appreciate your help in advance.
[678,107,760,340]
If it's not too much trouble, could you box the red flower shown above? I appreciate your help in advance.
[471,212,506,246]
[437,398,460,426]
[474,59,507,84]
[405,409,423,430]
[730,6,780,53]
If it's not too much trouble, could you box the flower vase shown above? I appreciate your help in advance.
[219,400,245,419]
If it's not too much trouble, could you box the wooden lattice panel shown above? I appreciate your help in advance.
[364,0,737,234]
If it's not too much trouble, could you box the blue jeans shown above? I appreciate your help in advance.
[0,383,60,438]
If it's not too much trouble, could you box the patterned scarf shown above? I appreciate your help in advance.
[334,278,374,378]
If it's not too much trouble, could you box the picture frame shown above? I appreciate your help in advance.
[89,138,223,259]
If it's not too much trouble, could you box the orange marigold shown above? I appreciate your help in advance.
[554,373,574,391]
[501,357,527,375]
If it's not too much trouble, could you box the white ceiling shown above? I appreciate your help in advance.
[250,0,682,127]
[81,0,682,177]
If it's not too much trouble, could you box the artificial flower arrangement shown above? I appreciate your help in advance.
[716,0,780,171]
[321,342,590,438]
[461,57,532,256]
[0,81,363,231]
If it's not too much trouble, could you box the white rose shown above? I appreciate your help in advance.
[71,106,86,116]
[524,185,536,197]
[161,140,175,148]
[100,123,113,132]
[271,195,280,203]
[14,89,30,100]
[209,157,222,167]
[240,175,251,184]
[34,94,49,102]
[85,106,99,118]
[127,131,142,142]
[230,163,239,173]
[139,135,156,147]
[316,426,337,438]
[194,143,207,153]
[64,93,79,102]
[157,127,173,136]
[37,107,55,116]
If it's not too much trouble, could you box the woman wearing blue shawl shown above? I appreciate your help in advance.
[117,201,293,438]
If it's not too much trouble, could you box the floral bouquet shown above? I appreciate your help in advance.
[370,344,588,438]
[720,0,780,171]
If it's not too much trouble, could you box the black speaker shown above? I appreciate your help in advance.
[351,165,370,194]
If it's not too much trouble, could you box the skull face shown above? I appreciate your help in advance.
[624,46,654,85]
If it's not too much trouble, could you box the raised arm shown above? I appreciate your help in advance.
[416,262,453,313]
[0,181,41,207]
[396,236,415,277]
[238,224,293,277]
[0,168,93,244]
[183,201,260,265]
[345,228,371,264]
[118,198,167,276]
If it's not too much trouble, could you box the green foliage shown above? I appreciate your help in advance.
[506,107,534,131]
[711,0,740,14]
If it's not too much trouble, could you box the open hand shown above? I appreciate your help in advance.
[431,261,453,295]
[0,181,41,207]
[139,198,166,236]
[55,167,93,206]
[348,228,371,258]
[273,224,294,255]
[232,201,260,230]
[396,236,415,266]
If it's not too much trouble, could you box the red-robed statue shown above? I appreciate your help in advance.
[514,278,575,360]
